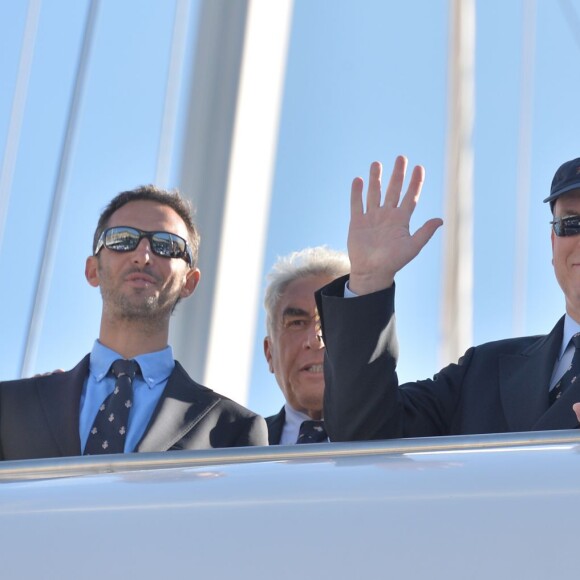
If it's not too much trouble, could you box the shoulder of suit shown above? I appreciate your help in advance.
[172,360,261,417]
[0,354,90,387]
[265,407,285,426]
[472,316,563,357]
[171,360,214,394]
[470,333,551,356]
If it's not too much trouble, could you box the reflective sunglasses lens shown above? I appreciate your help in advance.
[151,232,185,258]
[98,227,190,264]
[106,227,140,251]
[556,217,580,237]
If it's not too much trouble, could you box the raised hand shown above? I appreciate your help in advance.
[347,156,443,295]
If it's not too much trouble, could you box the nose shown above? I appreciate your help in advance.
[304,325,324,350]
[132,238,152,265]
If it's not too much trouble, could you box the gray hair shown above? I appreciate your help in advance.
[264,246,349,335]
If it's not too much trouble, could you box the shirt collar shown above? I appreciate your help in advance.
[559,314,580,359]
[89,340,174,388]
[284,403,319,426]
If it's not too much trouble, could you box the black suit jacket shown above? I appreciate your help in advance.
[317,276,579,442]
[0,355,268,460]
[265,407,286,445]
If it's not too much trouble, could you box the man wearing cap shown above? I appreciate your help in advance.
[317,155,580,442]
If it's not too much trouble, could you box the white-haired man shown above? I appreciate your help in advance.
[263,247,349,445]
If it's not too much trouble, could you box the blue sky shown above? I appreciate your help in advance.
[1,0,579,419]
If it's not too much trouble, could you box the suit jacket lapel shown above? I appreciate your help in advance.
[499,317,564,432]
[532,376,580,430]
[532,321,580,430]
[266,407,285,445]
[36,355,88,456]
[136,361,220,452]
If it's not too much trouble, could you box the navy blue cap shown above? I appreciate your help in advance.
[544,157,580,207]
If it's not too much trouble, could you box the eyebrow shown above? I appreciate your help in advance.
[281,307,311,319]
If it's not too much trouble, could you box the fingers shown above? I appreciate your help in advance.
[33,369,65,377]
[573,402,580,423]
[347,156,441,294]
[411,217,444,252]
[400,164,425,214]
[383,155,408,208]
[352,155,428,217]
[365,161,383,211]
[350,177,364,217]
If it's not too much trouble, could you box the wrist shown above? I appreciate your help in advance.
[348,272,394,295]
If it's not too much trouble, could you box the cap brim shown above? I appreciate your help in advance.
[543,182,580,203]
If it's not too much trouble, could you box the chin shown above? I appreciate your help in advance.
[295,391,324,411]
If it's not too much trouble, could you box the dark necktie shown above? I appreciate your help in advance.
[84,359,139,455]
[296,420,327,444]
[550,333,580,405]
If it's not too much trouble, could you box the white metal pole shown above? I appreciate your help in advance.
[0,0,42,256]
[513,0,536,336]
[171,0,293,405]
[19,0,100,377]
[440,0,476,366]
[154,0,192,188]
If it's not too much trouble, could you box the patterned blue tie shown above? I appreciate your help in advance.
[84,359,139,455]
[296,420,327,444]
[550,333,580,405]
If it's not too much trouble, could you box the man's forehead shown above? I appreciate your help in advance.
[555,189,580,215]
[109,200,185,230]
[277,276,327,313]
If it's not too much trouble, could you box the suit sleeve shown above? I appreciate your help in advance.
[238,414,269,446]
[317,276,470,442]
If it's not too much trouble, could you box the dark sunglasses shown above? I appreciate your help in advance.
[550,215,580,237]
[95,226,193,265]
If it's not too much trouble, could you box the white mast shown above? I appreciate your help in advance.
[440,0,476,366]
[154,0,191,188]
[513,0,536,336]
[0,0,42,256]
[19,0,100,377]
[171,0,294,404]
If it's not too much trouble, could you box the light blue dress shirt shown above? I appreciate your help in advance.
[279,404,328,445]
[279,404,312,445]
[79,340,175,453]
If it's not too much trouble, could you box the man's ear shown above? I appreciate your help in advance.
[180,268,201,298]
[85,256,100,287]
[263,337,274,373]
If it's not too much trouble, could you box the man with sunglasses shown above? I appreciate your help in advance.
[316,156,580,442]
[0,185,267,459]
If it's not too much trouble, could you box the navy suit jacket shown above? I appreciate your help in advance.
[317,276,579,442]
[0,355,268,460]
[265,407,286,445]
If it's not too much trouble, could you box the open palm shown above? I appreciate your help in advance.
[347,156,443,295]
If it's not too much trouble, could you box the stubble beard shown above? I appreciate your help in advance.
[100,285,179,330]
